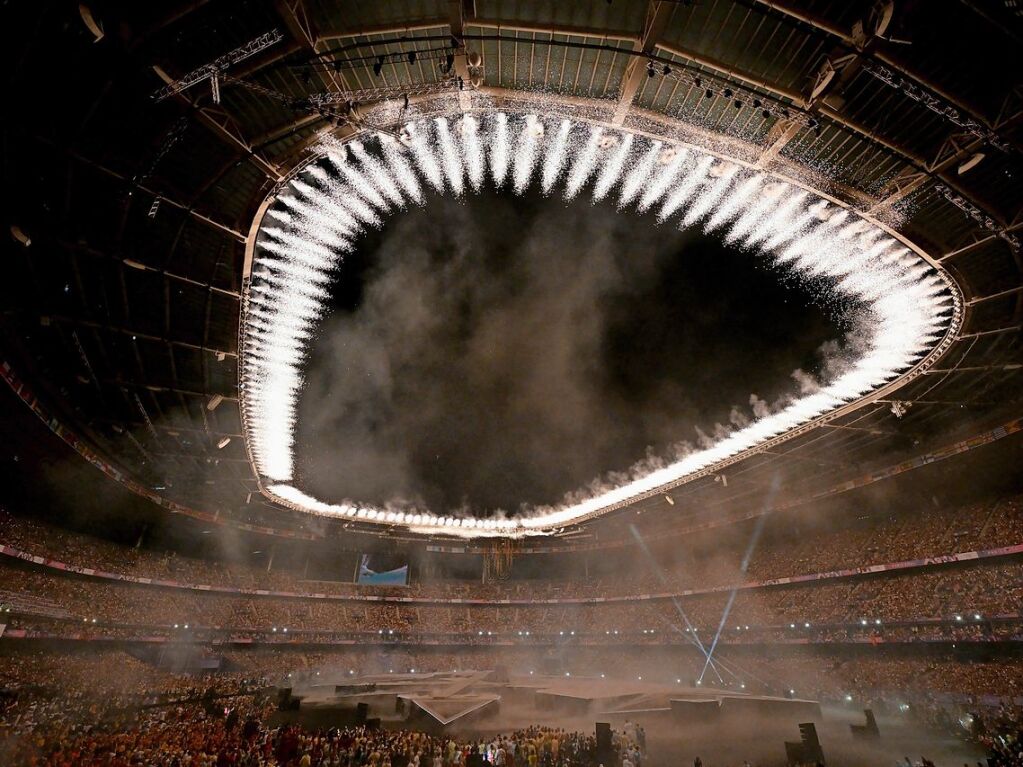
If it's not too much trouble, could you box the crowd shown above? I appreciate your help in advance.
[0,645,1020,765]
[3,645,1022,707]
[2,493,1021,604]
[5,708,623,767]
[0,496,1021,764]
[0,648,637,767]
[0,552,1021,650]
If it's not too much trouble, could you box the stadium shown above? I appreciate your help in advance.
[0,0,1021,764]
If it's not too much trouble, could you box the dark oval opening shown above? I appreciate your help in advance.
[294,181,860,514]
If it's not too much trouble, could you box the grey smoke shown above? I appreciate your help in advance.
[295,187,859,514]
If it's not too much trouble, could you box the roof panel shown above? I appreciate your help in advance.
[308,0,448,34]
[475,0,647,35]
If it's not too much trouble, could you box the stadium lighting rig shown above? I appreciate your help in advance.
[861,60,1015,155]
[300,40,461,76]
[151,29,283,103]
[240,106,961,539]
[222,69,471,142]
[305,74,468,109]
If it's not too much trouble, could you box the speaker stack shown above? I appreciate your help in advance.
[595,722,614,763]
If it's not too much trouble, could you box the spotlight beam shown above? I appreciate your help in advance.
[628,524,722,681]
[699,485,774,682]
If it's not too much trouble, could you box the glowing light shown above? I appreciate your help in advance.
[243,112,956,538]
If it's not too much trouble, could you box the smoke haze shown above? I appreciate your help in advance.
[295,185,860,514]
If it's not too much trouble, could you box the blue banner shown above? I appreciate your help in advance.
[357,554,409,586]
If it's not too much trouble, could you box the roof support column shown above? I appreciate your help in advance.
[612,1,673,126]
[448,0,473,110]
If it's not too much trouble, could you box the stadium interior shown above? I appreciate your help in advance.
[1,1,1022,765]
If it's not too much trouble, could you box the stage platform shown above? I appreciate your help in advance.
[280,670,821,734]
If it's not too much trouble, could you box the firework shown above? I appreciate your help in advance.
[243,112,955,537]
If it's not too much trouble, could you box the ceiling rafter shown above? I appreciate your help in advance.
[749,0,1005,129]
[755,118,802,166]
[870,92,1023,213]
[448,0,472,111]
[38,314,237,359]
[274,0,347,94]
[152,66,284,182]
[37,137,246,242]
[103,378,237,401]
[612,1,676,126]
[56,238,240,299]
[319,18,450,44]
[92,423,243,441]
[470,18,639,43]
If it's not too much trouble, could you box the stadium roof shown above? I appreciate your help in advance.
[2,0,1021,547]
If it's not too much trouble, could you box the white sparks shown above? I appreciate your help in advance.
[592,133,634,201]
[242,112,957,537]
[619,141,661,208]
[512,115,543,193]
[637,147,689,212]
[658,154,711,222]
[435,117,465,196]
[490,112,510,186]
[541,119,573,194]
[563,126,604,200]
[459,115,485,191]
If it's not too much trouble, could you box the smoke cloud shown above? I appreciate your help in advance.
[294,185,857,514]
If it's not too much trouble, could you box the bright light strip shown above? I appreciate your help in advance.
[242,111,957,537]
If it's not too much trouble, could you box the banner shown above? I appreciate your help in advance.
[357,554,409,586]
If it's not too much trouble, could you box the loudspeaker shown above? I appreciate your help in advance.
[784,722,825,765]
[595,722,613,762]
[276,688,293,711]
[850,709,880,740]
[355,702,369,723]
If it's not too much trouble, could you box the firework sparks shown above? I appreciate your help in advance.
[243,112,956,537]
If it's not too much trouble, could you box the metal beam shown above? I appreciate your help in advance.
[253,113,323,146]
[40,138,246,242]
[751,0,1007,129]
[966,285,1023,306]
[448,0,472,110]
[269,121,357,170]
[940,233,1001,262]
[95,417,242,438]
[956,0,1023,44]
[148,451,250,463]
[629,40,1010,230]
[58,238,241,299]
[469,18,640,43]
[755,119,802,167]
[152,66,283,182]
[612,1,675,126]
[871,95,1023,212]
[274,0,347,94]
[228,40,304,81]
[816,105,1010,226]
[318,17,450,43]
[958,325,1022,339]
[868,134,981,214]
[656,42,805,105]
[41,314,237,359]
[924,364,1022,374]
[105,378,238,400]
